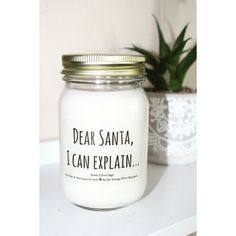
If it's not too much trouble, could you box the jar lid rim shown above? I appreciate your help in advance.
[62,54,145,65]
[61,54,145,78]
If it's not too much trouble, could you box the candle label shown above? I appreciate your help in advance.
[62,127,141,182]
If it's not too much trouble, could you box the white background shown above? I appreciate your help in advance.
[40,0,196,140]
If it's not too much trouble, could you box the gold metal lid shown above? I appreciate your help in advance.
[61,54,145,78]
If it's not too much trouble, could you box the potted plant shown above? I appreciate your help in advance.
[126,16,197,165]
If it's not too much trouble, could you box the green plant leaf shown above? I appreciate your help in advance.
[153,15,170,58]
[146,68,168,90]
[170,38,191,64]
[166,38,192,78]
[173,24,189,50]
[166,64,176,80]
[169,79,182,92]
[158,58,168,74]
[175,45,197,85]
[125,45,160,69]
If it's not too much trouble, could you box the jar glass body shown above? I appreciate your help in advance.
[59,77,149,209]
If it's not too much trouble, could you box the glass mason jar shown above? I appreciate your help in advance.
[59,54,149,209]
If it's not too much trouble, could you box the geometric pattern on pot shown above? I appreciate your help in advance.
[148,93,197,164]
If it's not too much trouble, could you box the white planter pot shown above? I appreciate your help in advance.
[147,92,196,165]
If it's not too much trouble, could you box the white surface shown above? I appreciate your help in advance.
[40,0,196,140]
[40,140,196,236]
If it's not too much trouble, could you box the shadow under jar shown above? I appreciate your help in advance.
[59,54,149,209]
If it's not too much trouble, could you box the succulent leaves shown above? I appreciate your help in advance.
[127,16,196,92]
